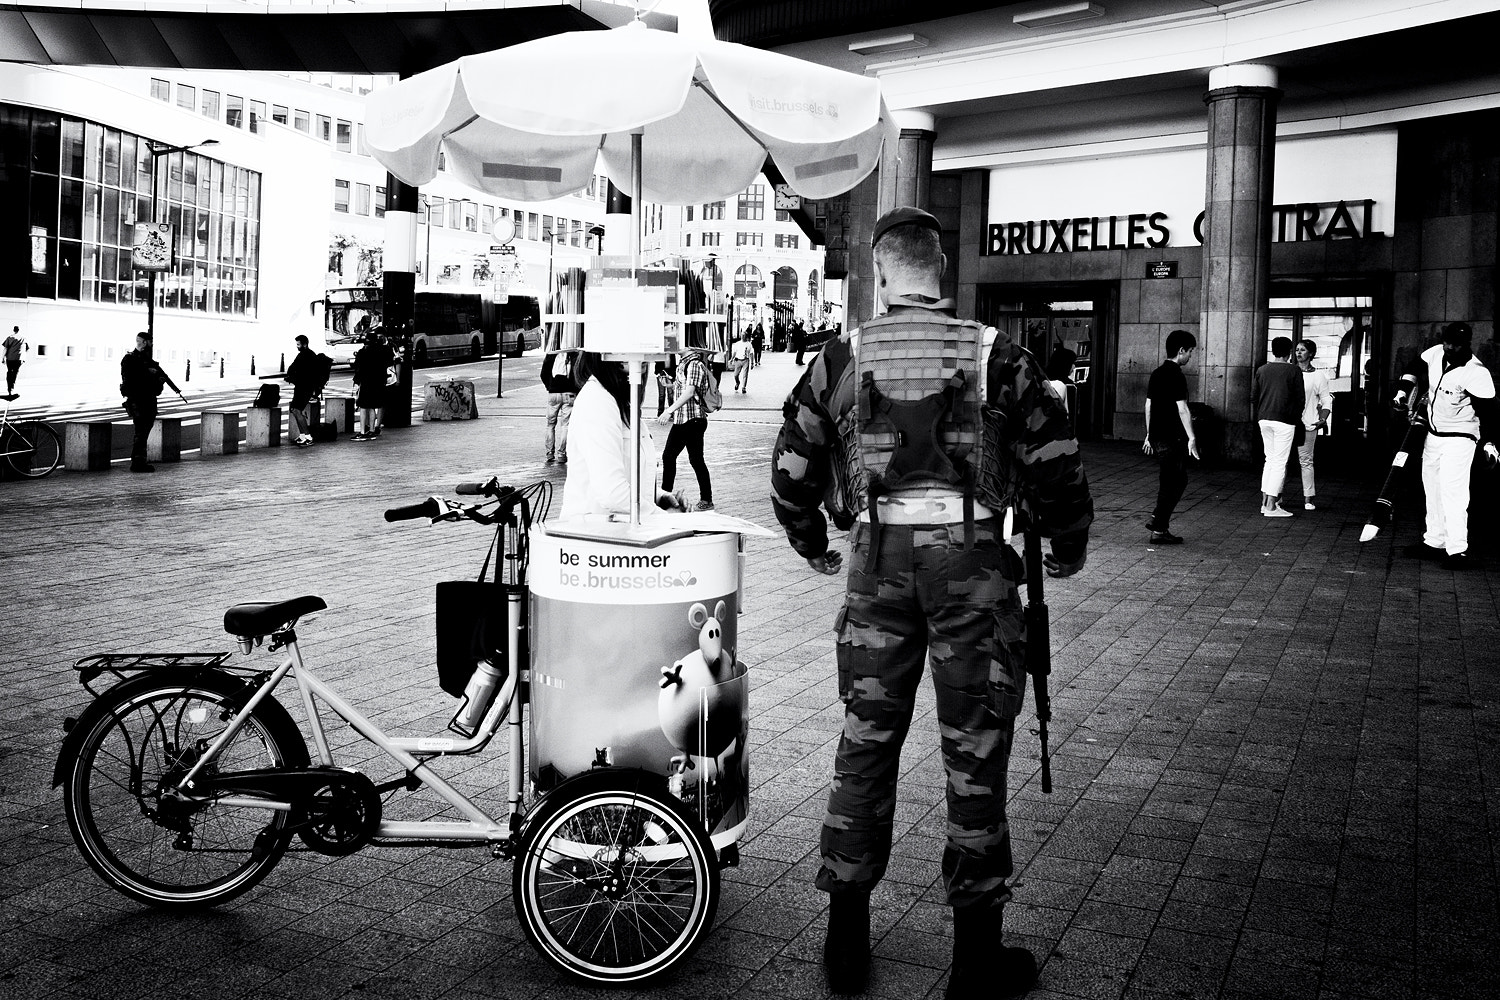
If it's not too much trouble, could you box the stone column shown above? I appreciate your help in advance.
[850,111,937,329]
[1200,64,1280,461]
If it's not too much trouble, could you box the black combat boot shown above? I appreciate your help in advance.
[823,890,871,995]
[945,902,1037,999]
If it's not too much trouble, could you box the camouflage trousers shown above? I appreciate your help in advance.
[818,518,1027,909]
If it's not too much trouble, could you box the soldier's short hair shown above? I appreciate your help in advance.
[873,225,942,275]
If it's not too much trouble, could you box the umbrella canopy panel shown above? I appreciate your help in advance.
[364,21,894,207]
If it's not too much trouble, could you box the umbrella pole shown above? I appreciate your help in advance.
[629,130,645,526]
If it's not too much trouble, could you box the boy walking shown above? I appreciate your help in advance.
[1143,329,1199,543]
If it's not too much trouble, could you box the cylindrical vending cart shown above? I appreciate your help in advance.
[530,518,750,851]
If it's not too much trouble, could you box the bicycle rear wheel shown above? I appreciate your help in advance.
[513,770,719,984]
[6,420,60,477]
[61,674,308,907]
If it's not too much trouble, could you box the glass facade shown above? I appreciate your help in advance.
[0,103,261,314]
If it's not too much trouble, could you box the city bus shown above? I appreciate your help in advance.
[316,286,542,366]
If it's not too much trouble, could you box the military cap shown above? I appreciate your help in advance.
[872,206,941,246]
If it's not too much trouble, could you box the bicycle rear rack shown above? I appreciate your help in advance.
[73,652,235,695]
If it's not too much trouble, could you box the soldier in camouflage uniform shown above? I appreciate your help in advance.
[770,207,1093,999]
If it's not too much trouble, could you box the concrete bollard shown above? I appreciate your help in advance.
[323,396,355,433]
[246,406,281,449]
[63,421,112,472]
[200,410,240,457]
[147,417,182,463]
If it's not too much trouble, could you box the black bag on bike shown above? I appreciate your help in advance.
[435,528,508,698]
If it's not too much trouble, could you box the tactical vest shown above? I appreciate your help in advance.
[833,310,1018,566]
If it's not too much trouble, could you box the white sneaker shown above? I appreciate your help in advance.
[1304,501,1316,511]
[1262,505,1293,518]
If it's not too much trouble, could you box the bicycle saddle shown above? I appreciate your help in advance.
[223,596,327,637]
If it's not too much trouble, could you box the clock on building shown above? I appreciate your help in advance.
[774,184,801,211]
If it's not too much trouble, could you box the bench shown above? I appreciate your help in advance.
[322,396,354,434]
[200,410,240,457]
[245,406,282,449]
[63,420,112,472]
[147,416,182,463]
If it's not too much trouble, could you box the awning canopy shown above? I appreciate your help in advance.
[0,1,671,76]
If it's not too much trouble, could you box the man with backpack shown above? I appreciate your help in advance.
[655,345,719,510]
[284,335,332,447]
[770,207,1093,1000]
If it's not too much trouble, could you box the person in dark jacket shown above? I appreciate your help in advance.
[540,350,579,465]
[1252,336,1305,517]
[352,329,394,442]
[119,331,181,473]
[283,335,322,447]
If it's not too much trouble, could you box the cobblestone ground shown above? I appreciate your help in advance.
[2,353,1496,1000]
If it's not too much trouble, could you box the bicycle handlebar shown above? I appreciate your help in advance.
[455,477,510,497]
[384,497,442,522]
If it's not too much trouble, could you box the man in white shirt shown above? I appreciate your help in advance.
[730,335,753,393]
[1394,322,1499,569]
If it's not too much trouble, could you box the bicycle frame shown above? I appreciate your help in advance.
[179,584,529,846]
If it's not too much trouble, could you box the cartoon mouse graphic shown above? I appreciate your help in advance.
[658,600,745,759]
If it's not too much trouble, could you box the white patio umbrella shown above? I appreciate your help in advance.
[363,19,895,524]
[362,19,894,223]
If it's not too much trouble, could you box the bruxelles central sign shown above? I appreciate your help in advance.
[983,199,1377,256]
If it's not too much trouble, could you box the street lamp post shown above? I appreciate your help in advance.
[143,139,218,341]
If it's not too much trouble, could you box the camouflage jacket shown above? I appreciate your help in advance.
[770,297,1093,562]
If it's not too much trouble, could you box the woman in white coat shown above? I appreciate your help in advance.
[560,352,684,519]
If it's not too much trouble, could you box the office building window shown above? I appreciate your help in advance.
[249,101,265,135]
[703,200,725,220]
[336,119,352,152]
[375,185,386,219]
[449,200,463,229]
[355,183,371,216]
[685,233,692,247]
[775,209,791,222]
[528,213,539,241]
[737,184,764,221]
[333,179,350,213]
[701,232,720,247]
[428,196,443,226]
[176,84,195,112]
[226,95,244,128]
[317,116,332,143]
[482,206,494,234]
[464,201,478,232]
[202,90,221,121]
[686,206,694,222]
[736,232,763,247]
[775,234,799,249]
[150,79,170,101]
[293,109,309,133]
[271,104,288,125]
[0,103,260,311]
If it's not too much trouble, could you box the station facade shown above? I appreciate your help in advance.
[711,0,1500,461]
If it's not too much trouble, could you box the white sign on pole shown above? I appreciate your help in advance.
[131,223,173,271]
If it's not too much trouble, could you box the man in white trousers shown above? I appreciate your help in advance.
[1395,322,1499,569]
[1252,336,1305,517]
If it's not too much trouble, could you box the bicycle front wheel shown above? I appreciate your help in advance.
[62,674,308,908]
[513,771,720,984]
[6,420,60,477]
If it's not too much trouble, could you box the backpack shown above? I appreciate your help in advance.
[252,383,280,409]
[311,353,334,395]
[693,357,723,414]
[833,311,1014,560]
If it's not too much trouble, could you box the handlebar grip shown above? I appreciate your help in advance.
[384,498,441,522]
[455,479,499,496]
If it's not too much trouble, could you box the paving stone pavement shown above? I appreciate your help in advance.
[2,352,1497,1000]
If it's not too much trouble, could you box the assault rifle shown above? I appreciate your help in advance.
[1022,521,1053,794]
